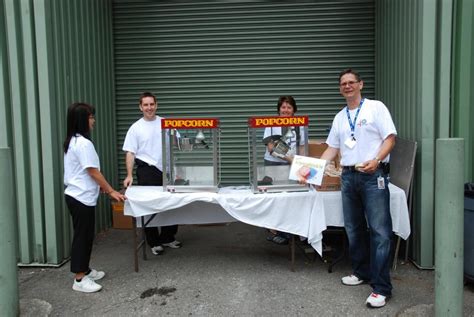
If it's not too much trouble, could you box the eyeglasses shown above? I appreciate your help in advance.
[339,81,360,87]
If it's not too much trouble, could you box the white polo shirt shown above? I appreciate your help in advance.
[64,134,100,206]
[326,98,397,166]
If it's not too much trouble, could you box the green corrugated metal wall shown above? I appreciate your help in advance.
[112,0,376,185]
[0,0,116,265]
[375,0,469,268]
[453,0,474,183]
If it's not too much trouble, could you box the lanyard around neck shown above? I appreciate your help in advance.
[345,98,364,140]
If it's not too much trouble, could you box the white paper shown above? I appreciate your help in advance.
[288,155,327,185]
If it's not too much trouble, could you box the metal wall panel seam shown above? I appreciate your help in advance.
[71,0,80,101]
[4,0,33,263]
[436,0,453,138]
[452,0,474,181]
[89,0,103,229]
[0,0,13,148]
[78,0,86,101]
[104,0,119,228]
[97,0,110,229]
[34,0,64,264]
[417,0,437,268]
[90,0,104,229]
[56,0,73,258]
[106,0,117,228]
[53,0,70,259]
[19,0,46,264]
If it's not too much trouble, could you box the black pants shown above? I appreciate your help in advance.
[65,195,96,273]
[136,161,178,246]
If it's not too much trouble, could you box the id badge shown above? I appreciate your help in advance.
[377,176,385,189]
[344,138,356,149]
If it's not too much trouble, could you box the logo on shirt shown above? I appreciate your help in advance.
[358,119,368,127]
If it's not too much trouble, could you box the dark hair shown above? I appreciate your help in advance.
[338,68,362,83]
[63,102,95,153]
[277,96,297,113]
[139,92,157,105]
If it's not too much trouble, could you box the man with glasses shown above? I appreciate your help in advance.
[319,69,397,308]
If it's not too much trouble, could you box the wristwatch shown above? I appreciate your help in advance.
[374,156,381,165]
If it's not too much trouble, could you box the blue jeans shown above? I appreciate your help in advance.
[341,168,393,296]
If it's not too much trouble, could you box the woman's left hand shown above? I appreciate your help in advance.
[109,190,126,202]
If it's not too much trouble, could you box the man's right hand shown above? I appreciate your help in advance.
[123,176,133,188]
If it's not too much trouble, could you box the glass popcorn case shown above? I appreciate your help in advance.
[161,118,220,192]
[248,115,310,193]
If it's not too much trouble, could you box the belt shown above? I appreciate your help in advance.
[343,162,390,173]
[135,158,154,167]
[342,166,358,172]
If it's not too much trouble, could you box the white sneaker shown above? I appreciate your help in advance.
[341,274,366,286]
[366,292,387,308]
[72,276,102,293]
[162,240,182,249]
[86,269,105,281]
[151,245,164,255]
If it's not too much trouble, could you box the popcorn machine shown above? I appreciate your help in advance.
[161,118,220,192]
[248,115,309,193]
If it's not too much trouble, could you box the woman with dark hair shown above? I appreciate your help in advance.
[263,96,303,165]
[63,102,125,293]
[263,96,306,244]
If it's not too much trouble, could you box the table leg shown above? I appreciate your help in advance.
[327,235,347,273]
[141,216,147,261]
[133,217,139,272]
[392,236,401,270]
[290,235,295,272]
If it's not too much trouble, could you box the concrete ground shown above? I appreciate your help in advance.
[18,223,474,316]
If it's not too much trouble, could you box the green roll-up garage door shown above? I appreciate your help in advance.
[113,0,375,185]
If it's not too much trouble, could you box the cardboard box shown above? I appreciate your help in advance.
[317,175,341,191]
[308,139,328,158]
[308,139,340,169]
[111,202,133,229]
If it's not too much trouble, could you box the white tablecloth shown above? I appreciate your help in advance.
[124,184,410,256]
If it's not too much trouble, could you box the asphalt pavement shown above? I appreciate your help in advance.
[18,222,474,316]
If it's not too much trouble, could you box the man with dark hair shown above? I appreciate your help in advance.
[320,69,397,308]
[123,92,181,255]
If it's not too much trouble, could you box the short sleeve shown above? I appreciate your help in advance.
[123,125,138,153]
[76,139,99,169]
[326,116,341,149]
[375,102,397,139]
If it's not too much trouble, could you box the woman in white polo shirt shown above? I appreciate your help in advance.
[63,102,125,293]
[263,96,306,245]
